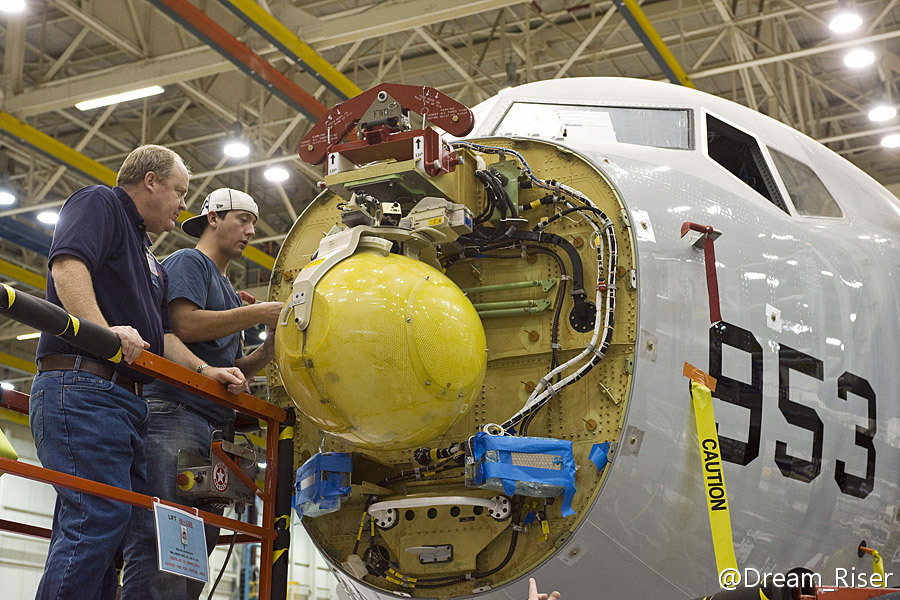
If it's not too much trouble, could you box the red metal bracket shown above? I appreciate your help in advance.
[212,440,267,502]
[680,221,722,324]
[298,82,474,165]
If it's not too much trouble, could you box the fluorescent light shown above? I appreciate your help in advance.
[224,141,250,158]
[264,166,289,182]
[0,382,14,391]
[881,133,900,148]
[0,190,15,206]
[16,332,41,340]
[0,1,25,14]
[829,10,863,33]
[37,211,58,225]
[75,86,165,111]
[844,48,875,69]
[868,105,897,122]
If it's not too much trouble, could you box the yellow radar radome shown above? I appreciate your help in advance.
[276,249,486,450]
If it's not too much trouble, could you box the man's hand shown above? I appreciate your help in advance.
[528,578,560,600]
[238,291,284,329]
[204,366,247,395]
[110,325,149,363]
[253,301,285,328]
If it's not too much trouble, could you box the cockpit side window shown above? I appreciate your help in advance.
[493,103,693,150]
[706,114,789,214]
[767,147,843,218]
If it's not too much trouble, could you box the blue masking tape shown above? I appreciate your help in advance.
[588,442,610,472]
[471,432,577,517]
[294,452,352,517]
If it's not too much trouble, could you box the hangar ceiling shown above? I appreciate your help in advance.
[0,0,898,388]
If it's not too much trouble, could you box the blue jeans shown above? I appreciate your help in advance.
[29,369,149,600]
[121,400,225,600]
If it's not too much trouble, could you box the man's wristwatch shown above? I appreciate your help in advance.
[196,363,209,374]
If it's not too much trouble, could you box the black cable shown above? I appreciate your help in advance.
[519,246,567,436]
[206,532,236,600]
[414,501,524,588]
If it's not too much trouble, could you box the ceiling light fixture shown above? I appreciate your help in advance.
[258,330,268,340]
[868,104,897,122]
[881,133,900,148]
[223,141,250,158]
[829,10,863,33]
[844,48,875,69]
[75,86,165,111]
[0,190,15,206]
[37,211,59,225]
[16,331,41,340]
[0,0,25,14]
[264,166,289,182]
[0,382,14,391]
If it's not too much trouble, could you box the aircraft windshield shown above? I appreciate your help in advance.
[494,103,693,150]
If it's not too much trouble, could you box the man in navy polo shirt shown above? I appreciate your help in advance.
[123,188,283,600]
[30,144,246,600]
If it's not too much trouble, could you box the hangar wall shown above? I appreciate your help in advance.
[0,420,338,600]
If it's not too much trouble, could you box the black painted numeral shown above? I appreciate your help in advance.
[708,321,763,465]
[775,345,824,482]
[835,372,876,498]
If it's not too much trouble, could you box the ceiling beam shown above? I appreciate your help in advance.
[691,28,900,80]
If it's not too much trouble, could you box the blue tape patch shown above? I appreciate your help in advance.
[471,432,577,517]
[293,452,352,519]
[588,442,610,472]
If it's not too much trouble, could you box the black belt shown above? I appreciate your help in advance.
[38,354,143,396]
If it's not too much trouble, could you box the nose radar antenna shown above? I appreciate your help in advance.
[298,83,475,177]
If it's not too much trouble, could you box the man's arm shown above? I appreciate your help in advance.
[234,331,275,377]
[52,256,148,363]
[163,333,245,394]
[169,298,284,343]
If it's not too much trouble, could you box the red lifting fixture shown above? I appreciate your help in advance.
[299,83,475,177]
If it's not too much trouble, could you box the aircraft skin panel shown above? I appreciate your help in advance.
[571,145,900,595]
[275,77,900,600]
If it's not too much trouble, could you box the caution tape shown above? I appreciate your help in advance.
[685,362,738,579]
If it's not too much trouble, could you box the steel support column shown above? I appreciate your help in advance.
[218,0,361,100]
[148,0,328,122]
[611,0,695,88]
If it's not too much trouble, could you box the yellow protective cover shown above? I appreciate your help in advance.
[0,426,18,463]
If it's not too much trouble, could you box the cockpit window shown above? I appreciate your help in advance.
[493,103,693,150]
[706,114,789,214]
[767,147,843,218]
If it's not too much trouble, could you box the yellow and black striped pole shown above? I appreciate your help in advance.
[271,409,296,599]
[0,283,122,363]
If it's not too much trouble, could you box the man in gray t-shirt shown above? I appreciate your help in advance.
[122,188,283,600]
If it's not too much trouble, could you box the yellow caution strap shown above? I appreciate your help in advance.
[685,362,738,578]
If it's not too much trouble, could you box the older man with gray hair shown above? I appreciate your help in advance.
[30,145,245,600]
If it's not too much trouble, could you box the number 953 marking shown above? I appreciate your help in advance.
[708,321,876,498]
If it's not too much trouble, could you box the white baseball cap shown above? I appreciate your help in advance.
[181,188,259,238]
